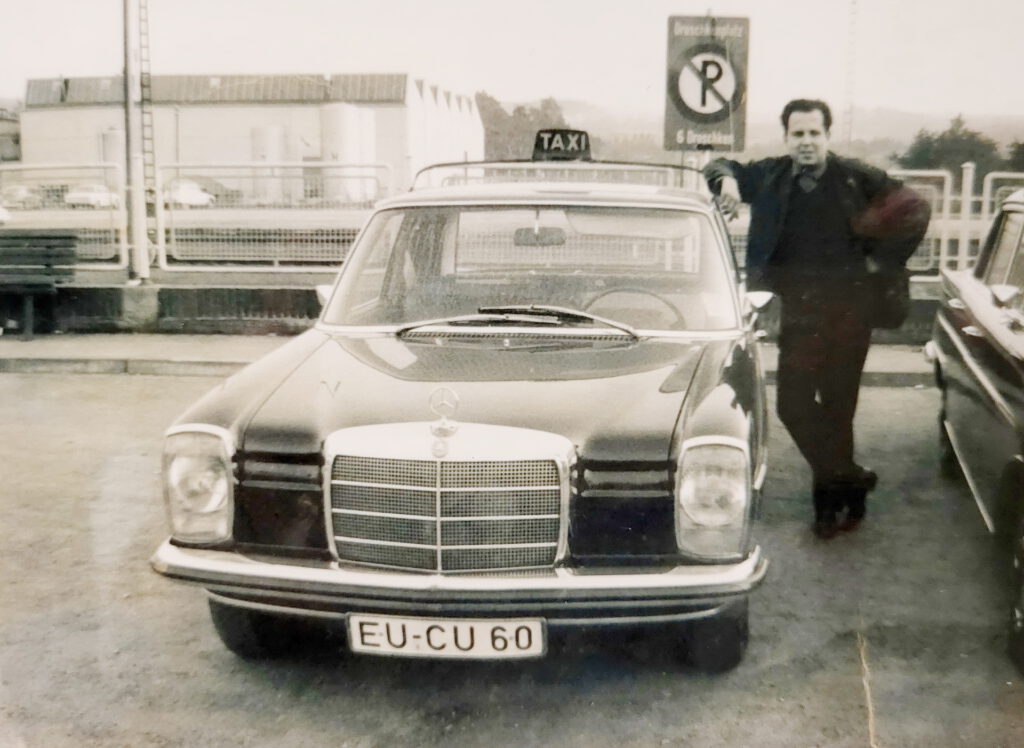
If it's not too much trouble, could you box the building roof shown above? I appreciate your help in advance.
[24,73,440,107]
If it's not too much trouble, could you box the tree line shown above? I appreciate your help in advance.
[894,116,1024,189]
[474,92,1024,190]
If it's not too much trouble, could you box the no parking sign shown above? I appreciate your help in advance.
[664,16,749,151]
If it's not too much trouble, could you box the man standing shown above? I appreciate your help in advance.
[704,98,928,539]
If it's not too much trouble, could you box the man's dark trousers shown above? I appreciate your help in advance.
[774,279,872,517]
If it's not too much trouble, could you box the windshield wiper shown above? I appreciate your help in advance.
[477,304,639,339]
[395,312,560,337]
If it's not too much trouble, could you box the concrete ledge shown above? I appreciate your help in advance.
[0,357,248,377]
[125,360,250,377]
[0,358,128,374]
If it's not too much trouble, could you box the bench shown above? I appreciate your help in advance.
[0,229,77,340]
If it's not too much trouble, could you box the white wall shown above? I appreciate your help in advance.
[18,90,484,198]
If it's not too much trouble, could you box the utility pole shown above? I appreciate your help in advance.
[122,0,150,281]
[844,0,858,147]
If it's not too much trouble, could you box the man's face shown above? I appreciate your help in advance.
[785,109,830,167]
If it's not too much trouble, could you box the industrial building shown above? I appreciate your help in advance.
[19,73,485,194]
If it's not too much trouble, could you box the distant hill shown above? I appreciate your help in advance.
[551,100,1024,168]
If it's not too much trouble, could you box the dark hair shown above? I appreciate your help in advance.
[781,99,832,133]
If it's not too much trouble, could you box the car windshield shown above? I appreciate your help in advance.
[322,204,738,331]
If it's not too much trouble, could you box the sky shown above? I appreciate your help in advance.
[3,0,1023,127]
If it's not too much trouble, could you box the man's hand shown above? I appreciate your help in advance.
[716,176,741,220]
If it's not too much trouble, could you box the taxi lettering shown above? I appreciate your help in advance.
[532,129,592,161]
[538,131,587,152]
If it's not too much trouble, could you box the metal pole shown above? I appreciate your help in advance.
[959,161,976,272]
[123,0,150,281]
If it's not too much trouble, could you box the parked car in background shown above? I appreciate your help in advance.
[927,188,1024,673]
[63,183,121,209]
[163,179,216,208]
[150,130,772,673]
[178,175,243,206]
[1,185,44,210]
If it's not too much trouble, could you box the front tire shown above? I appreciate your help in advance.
[208,598,328,660]
[685,598,749,673]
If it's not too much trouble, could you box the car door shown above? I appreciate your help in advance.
[937,205,1024,530]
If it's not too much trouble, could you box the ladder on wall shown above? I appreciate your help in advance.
[137,0,157,210]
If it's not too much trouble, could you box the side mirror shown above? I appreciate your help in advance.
[315,284,333,308]
[742,291,774,335]
[992,284,1021,308]
[744,291,774,313]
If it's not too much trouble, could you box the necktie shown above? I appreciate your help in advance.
[798,166,818,193]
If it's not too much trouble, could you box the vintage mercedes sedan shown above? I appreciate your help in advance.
[151,133,771,672]
[927,188,1024,672]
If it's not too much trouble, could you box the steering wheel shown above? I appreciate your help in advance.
[582,287,686,327]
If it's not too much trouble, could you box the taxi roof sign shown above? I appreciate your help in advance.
[532,129,592,161]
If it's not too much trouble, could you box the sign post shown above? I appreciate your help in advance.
[664,16,749,152]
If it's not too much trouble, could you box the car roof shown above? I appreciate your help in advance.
[1004,189,1024,208]
[376,181,715,212]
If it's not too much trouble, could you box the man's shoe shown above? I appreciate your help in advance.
[831,482,867,532]
[837,515,864,533]
[843,466,877,491]
[813,514,841,540]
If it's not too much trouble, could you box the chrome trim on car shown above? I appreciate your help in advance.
[204,590,742,627]
[152,540,767,601]
[753,460,768,492]
[942,417,996,533]
[164,422,237,451]
[322,423,575,573]
[937,314,1015,427]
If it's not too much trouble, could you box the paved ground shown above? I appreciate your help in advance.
[0,331,935,386]
[1,374,1020,747]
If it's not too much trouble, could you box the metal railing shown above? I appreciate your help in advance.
[888,169,955,273]
[3,159,1021,276]
[0,163,129,268]
[153,161,391,270]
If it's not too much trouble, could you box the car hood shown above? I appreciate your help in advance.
[236,330,737,463]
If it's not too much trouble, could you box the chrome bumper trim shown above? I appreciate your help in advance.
[152,540,767,606]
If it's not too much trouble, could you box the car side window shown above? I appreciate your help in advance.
[1002,219,1024,296]
[984,210,1023,286]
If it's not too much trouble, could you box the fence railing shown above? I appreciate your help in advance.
[154,162,391,270]
[0,163,128,268]
[2,160,1021,276]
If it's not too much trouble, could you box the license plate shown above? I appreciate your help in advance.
[348,614,546,659]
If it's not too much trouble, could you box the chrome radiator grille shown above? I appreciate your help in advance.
[330,455,562,573]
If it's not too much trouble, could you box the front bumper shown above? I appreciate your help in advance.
[151,540,768,625]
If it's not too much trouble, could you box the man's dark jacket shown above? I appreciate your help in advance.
[703,152,930,291]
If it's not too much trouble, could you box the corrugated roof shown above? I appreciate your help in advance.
[25,73,419,107]
[328,74,407,103]
[26,77,124,106]
[150,75,330,103]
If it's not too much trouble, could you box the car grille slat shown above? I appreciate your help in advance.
[442,489,560,517]
[440,517,559,546]
[334,513,437,546]
[336,540,437,570]
[332,484,436,516]
[442,546,555,572]
[330,456,561,573]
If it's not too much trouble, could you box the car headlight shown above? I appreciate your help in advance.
[675,441,751,560]
[162,426,234,543]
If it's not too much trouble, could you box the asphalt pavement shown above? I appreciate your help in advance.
[0,331,935,386]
